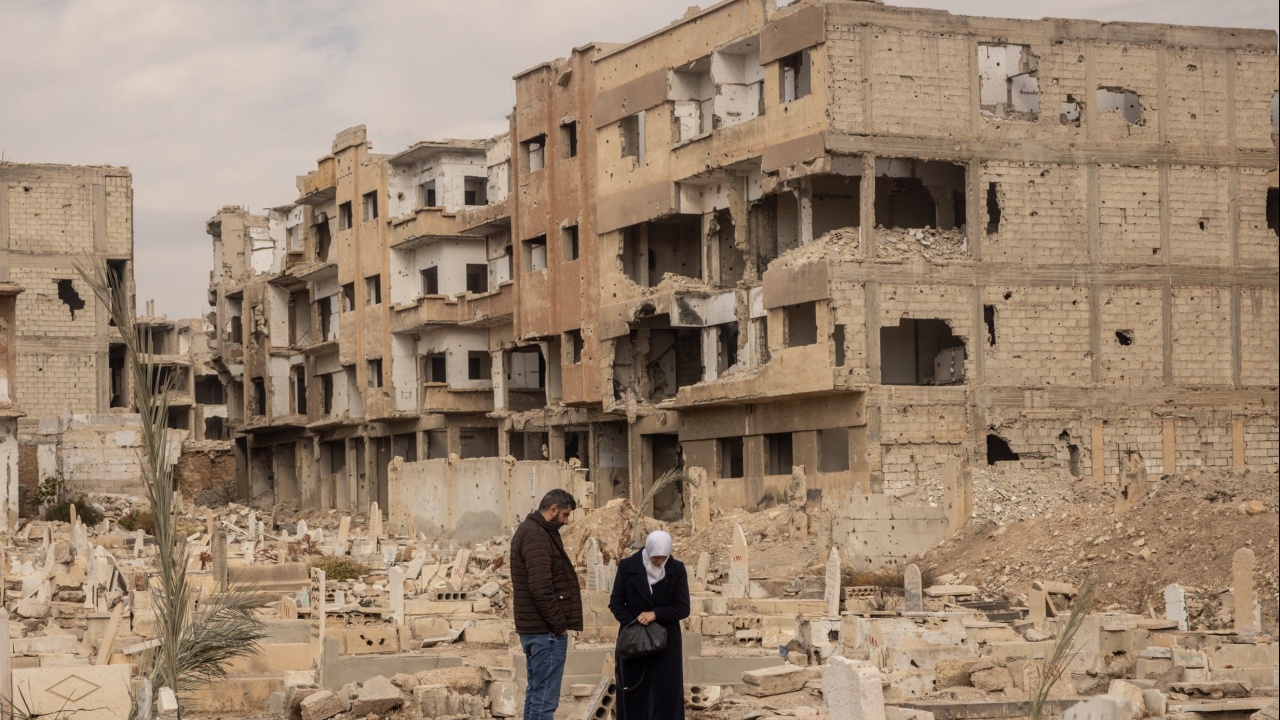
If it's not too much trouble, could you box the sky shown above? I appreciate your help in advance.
[2,0,1275,319]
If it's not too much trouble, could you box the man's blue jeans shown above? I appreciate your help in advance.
[520,632,568,720]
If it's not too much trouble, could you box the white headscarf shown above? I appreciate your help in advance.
[641,531,673,589]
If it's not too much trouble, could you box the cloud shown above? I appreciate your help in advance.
[2,0,1274,318]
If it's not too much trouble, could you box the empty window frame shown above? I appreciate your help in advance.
[341,283,356,312]
[562,225,580,261]
[522,135,547,172]
[873,159,968,231]
[879,318,967,385]
[764,432,793,475]
[420,180,438,208]
[718,437,745,479]
[315,216,333,261]
[465,264,488,294]
[565,329,584,364]
[780,50,811,102]
[291,367,307,415]
[251,377,266,417]
[421,266,440,296]
[367,358,383,388]
[620,112,646,162]
[365,275,381,305]
[817,427,850,473]
[560,120,578,158]
[784,302,818,347]
[337,201,353,230]
[424,353,448,384]
[467,351,491,381]
[1096,87,1143,125]
[1268,188,1279,238]
[362,191,379,221]
[670,57,714,142]
[320,374,335,414]
[524,235,548,272]
[463,177,487,206]
[978,44,1040,119]
[620,217,702,287]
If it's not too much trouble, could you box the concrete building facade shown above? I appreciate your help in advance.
[207,0,1280,523]
[0,163,137,421]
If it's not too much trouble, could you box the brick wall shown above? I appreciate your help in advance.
[1168,165,1230,265]
[1240,287,1279,387]
[1098,286,1164,385]
[6,182,94,255]
[1243,416,1279,472]
[1099,165,1161,264]
[1101,412,1165,478]
[1237,167,1278,268]
[1173,412,1233,470]
[1170,286,1233,385]
[982,163,1088,264]
[825,22,865,133]
[868,30,970,138]
[983,284,1092,387]
[16,353,98,417]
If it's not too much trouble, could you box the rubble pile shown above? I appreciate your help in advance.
[876,226,968,262]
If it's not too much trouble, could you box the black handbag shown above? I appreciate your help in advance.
[616,619,667,660]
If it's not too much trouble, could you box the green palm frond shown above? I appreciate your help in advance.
[1028,574,1097,720]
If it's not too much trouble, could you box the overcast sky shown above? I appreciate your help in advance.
[2,0,1275,319]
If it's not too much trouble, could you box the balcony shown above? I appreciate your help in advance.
[421,384,495,414]
[298,157,337,205]
[390,283,515,334]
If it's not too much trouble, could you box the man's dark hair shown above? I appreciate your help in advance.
[538,488,577,512]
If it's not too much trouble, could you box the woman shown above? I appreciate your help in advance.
[608,530,691,720]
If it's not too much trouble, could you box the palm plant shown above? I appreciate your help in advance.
[1028,574,1098,720]
[80,263,266,717]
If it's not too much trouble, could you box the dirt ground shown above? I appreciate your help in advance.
[921,467,1280,633]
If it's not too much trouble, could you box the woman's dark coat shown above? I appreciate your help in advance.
[608,551,691,720]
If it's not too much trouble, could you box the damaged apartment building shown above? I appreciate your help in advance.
[207,0,1280,527]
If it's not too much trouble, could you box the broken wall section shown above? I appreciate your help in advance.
[28,414,184,499]
[387,457,591,544]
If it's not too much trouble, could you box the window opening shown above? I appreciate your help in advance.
[560,121,578,158]
[421,267,440,296]
[524,235,548,272]
[983,305,996,346]
[365,276,381,305]
[833,324,846,367]
[338,201,353,230]
[764,432,794,475]
[467,351,491,381]
[780,51,811,102]
[362,191,379,221]
[879,318,966,385]
[463,177,487,206]
[718,437,744,479]
[818,427,850,473]
[465,264,488,294]
[251,377,266,417]
[566,330,584,364]
[562,225,580,261]
[521,135,547,172]
[621,112,645,162]
[784,302,818,347]
[425,353,447,384]
[420,180,438,208]
[367,358,383,388]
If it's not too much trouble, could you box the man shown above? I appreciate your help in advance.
[510,488,583,720]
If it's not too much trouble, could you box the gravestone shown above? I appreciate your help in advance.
[904,564,923,613]
[212,526,228,591]
[822,656,886,720]
[369,502,383,540]
[825,548,842,616]
[729,523,749,586]
[1029,588,1048,628]
[389,566,405,625]
[1232,548,1257,635]
[1164,584,1187,631]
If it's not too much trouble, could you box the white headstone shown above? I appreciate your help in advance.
[904,564,923,613]
[825,547,842,616]
[822,656,886,720]
[729,523,749,586]
[389,567,405,625]
[1164,584,1187,631]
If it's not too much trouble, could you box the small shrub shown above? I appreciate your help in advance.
[44,498,104,527]
[309,556,368,582]
[118,510,155,534]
